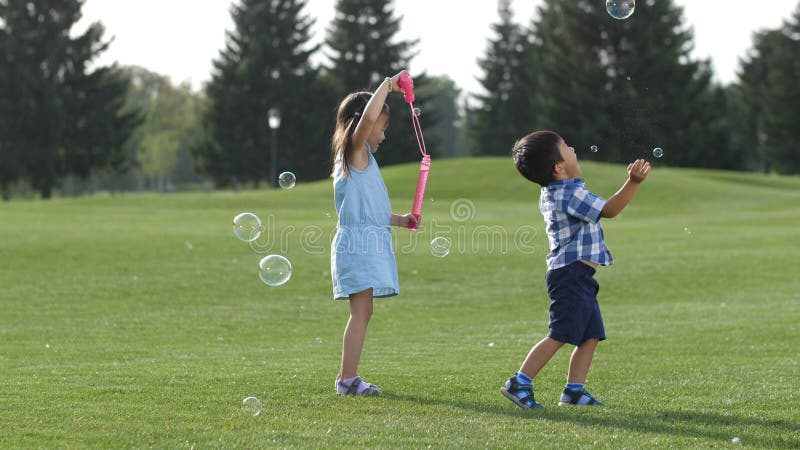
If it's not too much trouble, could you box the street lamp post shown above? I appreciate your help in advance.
[268,107,281,188]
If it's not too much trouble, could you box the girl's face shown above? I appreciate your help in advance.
[366,113,389,153]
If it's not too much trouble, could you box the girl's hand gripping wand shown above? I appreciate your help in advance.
[397,73,430,231]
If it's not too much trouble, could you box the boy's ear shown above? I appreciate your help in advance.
[552,161,565,177]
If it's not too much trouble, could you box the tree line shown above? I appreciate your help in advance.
[1,0,798,200]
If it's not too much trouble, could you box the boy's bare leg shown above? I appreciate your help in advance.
[519,336,565,378]
[339,288,373,379]
[566,338,599,384]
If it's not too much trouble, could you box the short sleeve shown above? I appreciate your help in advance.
[566,187,606,223]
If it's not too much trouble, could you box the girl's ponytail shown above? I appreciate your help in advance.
[330,92,371,178]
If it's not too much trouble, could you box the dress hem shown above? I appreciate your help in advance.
[333,288,399,301]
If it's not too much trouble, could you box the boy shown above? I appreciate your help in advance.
[502,130,650,408]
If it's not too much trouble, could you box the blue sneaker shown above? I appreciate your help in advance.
[558,388,604,406]
[500,376,542,409]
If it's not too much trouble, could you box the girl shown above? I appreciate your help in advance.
[330,71,418,395]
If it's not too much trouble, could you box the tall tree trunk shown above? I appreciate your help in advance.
[40,182,53,199]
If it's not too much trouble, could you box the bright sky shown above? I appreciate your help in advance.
[78,0,798,95]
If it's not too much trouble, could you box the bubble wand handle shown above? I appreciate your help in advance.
[409,154,430,231]
[397,73,415,104]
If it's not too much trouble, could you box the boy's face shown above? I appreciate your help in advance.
[366,113,389,153]
[554,139,581,179]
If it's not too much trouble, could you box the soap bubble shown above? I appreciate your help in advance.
[233,212,263,242]
[430,237,451,258]
[590,145,598,153]
[413,107,422,117]
[606,0,635,20]
[258,254,292,286]
[278,171,296,189]
[242,396,262,416]
[653,147,664,158]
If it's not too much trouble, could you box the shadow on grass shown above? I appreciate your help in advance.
[385,393,800,448]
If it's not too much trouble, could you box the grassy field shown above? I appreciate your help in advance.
[1,157,799,448]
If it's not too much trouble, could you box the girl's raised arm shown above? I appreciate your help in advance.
[350,71,407,156]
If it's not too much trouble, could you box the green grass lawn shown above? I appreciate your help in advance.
[1,158,799,448]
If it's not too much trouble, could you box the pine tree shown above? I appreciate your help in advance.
[326,0,413,90]
[196,0,334,187]
[0,14,19,199]
[470,0,535,156]
[739,5,800,174]
[324,0,424,167]
[530,0,725,167]
[0,0,139,199]
[416,75,460,158]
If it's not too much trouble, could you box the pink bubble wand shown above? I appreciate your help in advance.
[397,73,429,231]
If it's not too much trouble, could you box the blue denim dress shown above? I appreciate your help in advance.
[330,144,399,300]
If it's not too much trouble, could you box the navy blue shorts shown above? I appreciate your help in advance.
[545,261,606,346]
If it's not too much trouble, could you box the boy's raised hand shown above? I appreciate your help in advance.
[627,159,651,183]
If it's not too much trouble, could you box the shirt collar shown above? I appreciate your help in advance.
[544,178,584,189]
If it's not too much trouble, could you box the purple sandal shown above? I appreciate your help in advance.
[336,375,382,396]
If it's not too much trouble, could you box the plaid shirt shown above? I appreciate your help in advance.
[540,178,613,270]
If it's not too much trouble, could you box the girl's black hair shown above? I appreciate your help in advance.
[330,92,390,178]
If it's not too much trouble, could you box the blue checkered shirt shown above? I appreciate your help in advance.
[540,178,613,270]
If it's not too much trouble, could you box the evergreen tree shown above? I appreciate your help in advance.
[0,0,139,199]
[196,0,334,187]
[416,75,460,158]
[739,5,800,174]
[470,0,536,156]
[530,0,725,167]
[0,17,20,199]
[706,84,752,171]
[324,0,425,167]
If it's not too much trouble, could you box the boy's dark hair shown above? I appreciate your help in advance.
[511,130,564,187]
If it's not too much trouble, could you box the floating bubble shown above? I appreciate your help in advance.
[233,212,263,242]
[413,107,422,117]
[653,147,664,158]
[258,254,292,286]
[606,0,635,20]
[590,145,599,153]
[430,237,451,258]
[684,227,692,235]
[278,171,296,189]
[242,396,262,416]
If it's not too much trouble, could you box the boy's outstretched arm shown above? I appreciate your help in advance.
[601,159,651,218]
